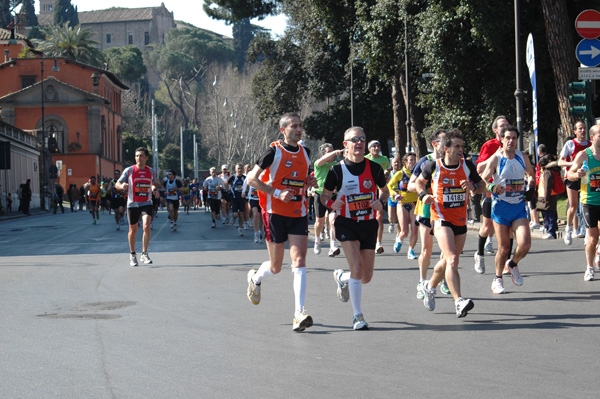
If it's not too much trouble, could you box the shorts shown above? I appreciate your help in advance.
[88,199,100,209]
[565,179,581,191]
[167,199,180,210]
[314,193,330,219]
[209,198,221,214]
[481,196,492,218]
[231,198,246,213]
[111,197,126,209]
[127,204,153,225]
[221,190,232,202]
[387,197,398,207]
[262,212,308,244]
[416,216,431,229]
[582,204,600,229]
[491,199,528,227]
[334,216,379,250]
[431,220,467,236]
[402,201,416,212]
[250,199,261,210]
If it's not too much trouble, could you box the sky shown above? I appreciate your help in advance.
[37,0,288,38]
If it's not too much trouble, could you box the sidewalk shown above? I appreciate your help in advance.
[0,206,58,222]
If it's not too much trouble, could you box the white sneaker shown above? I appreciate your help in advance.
[455,298,474,318]
[238,227,244,236]
[506,260,523,286]
[140,252,153,264]
[324,227,330,240]
[420,280,436,311]
[314,240,321,254]
[333,269,349,302]
[388,224,395,233]
[529,222,540,230]
[564,229,572,245]
[491,277,505,294]
[376,243,384,254]
[542,233,555,239]
[584,267,595,281]
[254,232,259,243]
[116,224,120,231]
[129,254,138,267]
[474,253,485,274]
[243,222,249,230]
[328,247,341,257]
[484,238,494,254]
[352,313,369,330]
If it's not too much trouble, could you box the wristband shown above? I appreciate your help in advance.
[418,191,427,200]
[273,189,281,198]
[487,183,496,193]
[326,199,335,209]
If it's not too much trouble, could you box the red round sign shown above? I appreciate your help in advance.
[576,9,600,39]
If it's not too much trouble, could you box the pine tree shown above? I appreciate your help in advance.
[22,0,38,26]
[54,0,78,27]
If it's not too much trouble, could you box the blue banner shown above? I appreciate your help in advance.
[526,33,539,164]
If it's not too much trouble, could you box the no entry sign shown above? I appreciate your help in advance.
[576,9,600,39]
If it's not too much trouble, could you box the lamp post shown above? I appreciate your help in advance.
[514,0,524,150]
[213,75,221,167]
[40,55,47,208]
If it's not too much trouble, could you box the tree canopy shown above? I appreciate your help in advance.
[104,45,147,84]
[32,24,104,67]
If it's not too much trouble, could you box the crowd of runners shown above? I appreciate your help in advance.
[105,111,599,332]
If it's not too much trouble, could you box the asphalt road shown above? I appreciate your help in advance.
[0,207,597,398]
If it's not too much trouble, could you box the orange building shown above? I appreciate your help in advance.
[0,38,128,192]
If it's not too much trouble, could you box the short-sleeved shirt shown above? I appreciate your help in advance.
[203,176,226,200]
[477,138,502,165]
[314,160,337,195]
[365,154,391,171]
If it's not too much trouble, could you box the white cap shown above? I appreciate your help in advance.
[221,164,228,170]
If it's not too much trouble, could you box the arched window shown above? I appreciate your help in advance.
[46,121,65,154]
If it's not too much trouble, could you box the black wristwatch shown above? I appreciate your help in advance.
[418,191,427,200]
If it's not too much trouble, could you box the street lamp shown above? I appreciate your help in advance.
[40,56,60,209]
[213,75,221,166]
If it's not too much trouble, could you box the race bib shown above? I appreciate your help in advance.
[346,192,374,218]
[442,187,466,208]
[590,174,600,192]
[504,178,525,197]
[135,182,151,198]
[281,178,304,202]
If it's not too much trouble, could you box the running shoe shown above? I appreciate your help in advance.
[439,279,451,295]
[455,298,474,318]
[376,243,384,254]
[564,229,572,245]
[595,248,600,271]
[211,222,216,228]
[393,240,402,254]
[120,218,125,225]
[238,227,244,236]
[502,264,511,275]
[474,253,485,274]
[172,223,177,232]
[352,313,369,330]
[254,232,259,244]
[506,260,523,286]
[247,269,261,305]
[529,222,540,230]
[484,238,494,254]
[129,254,138,267]
[140,252,153,264]
[170,221,174,229]
[333,269,349,302]
[407,249,417,260]
[116,224,120,231]
[491,277,505,294]
[584,267,595,282]
[420,280,436,311]
[328,247,341,257]
[92,219,96,225]
[388,224,395,233]
[314,240,321,254]
[416,281,424,299]
[222,217,228,224]
[542,233,555,239]
[292,309,313,332]
[259,231,264,243]
[243,222,249,230]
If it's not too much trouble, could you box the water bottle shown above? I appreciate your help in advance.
[581,160,589,185]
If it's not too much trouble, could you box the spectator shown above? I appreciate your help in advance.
[20,179,32,216]
[53,183,65,214]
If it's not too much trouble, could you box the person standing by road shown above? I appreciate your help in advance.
[480,126,535,295]
[416,129,485,317]
[115,147,160,267]
[20,179,32,216]
[559,121,591,245]
[567,125,600,281]
[365,140,391,254]
[324,127,390,330]
[245,112,318,332]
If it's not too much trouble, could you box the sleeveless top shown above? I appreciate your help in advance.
[259,140,310,217]
[165,179,180,200]
[337,160,378,221]
[492,149,526,205]
[580,148,600,206]
[88,183,100,201]
[230,175,246,199]
[125,165,154,207]
[430,158,471,226]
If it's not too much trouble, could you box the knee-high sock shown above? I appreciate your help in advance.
[349,278,362,316]
[293,267,306,312]
[253,261,273,284]
[477,235,486,256]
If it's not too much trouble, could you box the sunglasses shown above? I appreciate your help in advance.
[345,136,366,143]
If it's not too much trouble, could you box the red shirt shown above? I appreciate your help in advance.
[477,138,501,164]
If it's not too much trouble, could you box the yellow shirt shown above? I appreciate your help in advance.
[387,167,418,203]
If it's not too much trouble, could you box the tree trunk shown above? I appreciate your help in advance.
[397,72,428,158]
[540,0,577,139]
[391,73,406,159]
